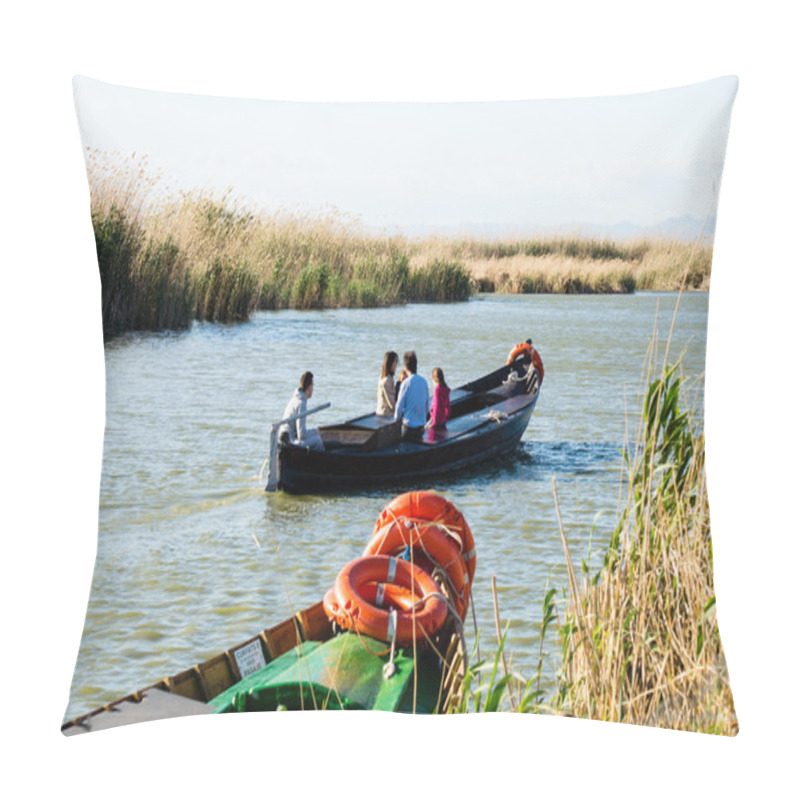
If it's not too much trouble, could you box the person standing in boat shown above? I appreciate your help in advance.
[394,351,429,439]
[426,366,450,429]
[376,350,398,416]
[280,371,324,451]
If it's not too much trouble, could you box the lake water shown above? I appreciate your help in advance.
[66,292,708,719]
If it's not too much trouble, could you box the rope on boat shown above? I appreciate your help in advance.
[328,492,475,703]
[502,370,525,388]
[410,520,468,611]
[370,518,470,616]
[338,577,470,703]
[504,359,539,394]
[425,593,470,708]
[383,520,471,685]
[383,609,399,679]
[401,590,469,677]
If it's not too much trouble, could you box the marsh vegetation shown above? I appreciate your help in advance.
[449,341,737,734]
[86,152,713,335]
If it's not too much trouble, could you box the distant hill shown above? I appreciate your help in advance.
[575,215,717,243]
[387,214,717,243]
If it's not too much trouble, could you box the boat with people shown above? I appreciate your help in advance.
[62,492,475,734]
[266,341,544,494]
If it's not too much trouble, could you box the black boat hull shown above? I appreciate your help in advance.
[278,396,536,493]
[275,357,541,494]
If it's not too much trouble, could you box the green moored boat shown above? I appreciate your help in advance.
[62,491,472,734]
[62,597,465,734]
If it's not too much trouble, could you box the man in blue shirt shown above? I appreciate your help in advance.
[394,351,429,439]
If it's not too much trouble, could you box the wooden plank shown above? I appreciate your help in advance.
[262,617,303,659]
[296,601,334,643]
[196,653,236,700]
[166,667,204,701]
[62,600,324,732]
[342,413,396,430]
[320,419,402,451]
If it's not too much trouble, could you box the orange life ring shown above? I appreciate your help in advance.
[506,342,545,384]
[324,556,448,647]
[363,519,469,620]
[359,581,417,611]
[530,349,544,383]
[506,341,533,364]
[325,582,415,615]
[373,491,476,583]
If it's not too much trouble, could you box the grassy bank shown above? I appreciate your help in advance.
[87,152,713,335]
[449,350,737,733]
[551,352,736,734]
[414,235,711,295]
[87,153,471,335]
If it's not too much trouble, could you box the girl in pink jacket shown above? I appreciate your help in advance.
[428,367,451,428]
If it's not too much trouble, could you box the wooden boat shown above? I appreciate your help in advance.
[61,600,466,734]
[270,343,543,494]
[62,492,472,734]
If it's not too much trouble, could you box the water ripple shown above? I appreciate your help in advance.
[67,293,709,719]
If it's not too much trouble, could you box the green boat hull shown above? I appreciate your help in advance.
[209,633,445,714]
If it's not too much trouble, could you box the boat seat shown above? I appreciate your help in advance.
[344,413,397,430]
[492,392,536,415]
[421,392,533,445]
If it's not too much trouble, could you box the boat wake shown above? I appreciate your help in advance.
[517,440,623,477]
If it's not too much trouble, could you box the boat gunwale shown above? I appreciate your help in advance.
[62,596,466,731]
[61,600,332,734]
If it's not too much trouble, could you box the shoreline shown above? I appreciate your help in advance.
[88,153,713,334]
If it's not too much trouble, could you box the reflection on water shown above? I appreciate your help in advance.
[67,292,708,718]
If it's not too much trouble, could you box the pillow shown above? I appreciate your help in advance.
[64,75,738,734]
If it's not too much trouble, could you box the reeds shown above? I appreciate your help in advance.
[86,151,713,334]
[445,323,735,732]
[550,352,737,733]
[461,243,708,294]
[86,152,474,335]
[451,360,736,733]
[88,152,194,335]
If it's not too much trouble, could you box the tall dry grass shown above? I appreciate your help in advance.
[85,150,713,335]
[450,352,736,733]
[86,151,471,335]
[550,344,737,733]
[88,152,194,334]
[417,235,712,294]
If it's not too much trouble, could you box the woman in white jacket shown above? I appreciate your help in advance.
[376,350,398,417]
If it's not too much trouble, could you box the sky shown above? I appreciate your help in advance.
[73,75,737,237]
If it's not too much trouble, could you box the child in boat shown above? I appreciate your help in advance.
[377,350,398,416]
[427,367,450,429]
[394,366,409,401]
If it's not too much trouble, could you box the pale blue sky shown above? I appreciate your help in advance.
[74,75,737,236]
